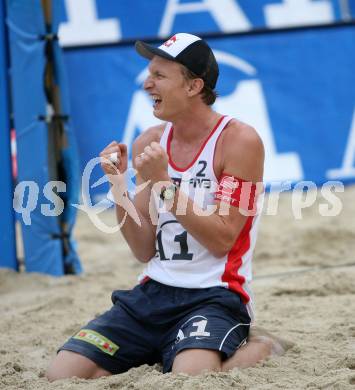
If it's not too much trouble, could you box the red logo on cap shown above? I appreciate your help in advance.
[164,35,177,47]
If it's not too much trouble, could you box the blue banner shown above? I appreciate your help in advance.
[57,0,351,47]
[62,25,355,201]
[0,0,17,270]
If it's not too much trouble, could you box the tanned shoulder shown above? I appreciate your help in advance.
[223,119,264,151]
[132,123,165,158]
[220,119,264,182]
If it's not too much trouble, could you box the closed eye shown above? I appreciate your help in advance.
[154,72,165,79]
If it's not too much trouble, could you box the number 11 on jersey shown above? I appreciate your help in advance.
[156,230,194,261]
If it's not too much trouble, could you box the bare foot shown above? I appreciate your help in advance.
[249,326,295,357]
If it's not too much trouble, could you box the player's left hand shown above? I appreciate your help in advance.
[135,142,170,184]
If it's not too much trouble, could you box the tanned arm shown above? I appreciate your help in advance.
[100,124,164,262]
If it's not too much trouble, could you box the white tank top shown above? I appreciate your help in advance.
[139,116,260,319]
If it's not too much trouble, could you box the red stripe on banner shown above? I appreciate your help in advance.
[10,128,17,180]
[221,216,253,303]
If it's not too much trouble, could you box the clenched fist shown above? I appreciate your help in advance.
[134,142,170,184]
[100,141,128,177]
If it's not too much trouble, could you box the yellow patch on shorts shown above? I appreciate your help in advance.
[73,329,119,356]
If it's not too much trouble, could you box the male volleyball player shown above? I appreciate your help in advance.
[47,33,288,381]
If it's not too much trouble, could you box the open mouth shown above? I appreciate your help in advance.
[151,95,162,109]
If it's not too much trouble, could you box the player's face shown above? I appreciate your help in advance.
[144,56,191,121]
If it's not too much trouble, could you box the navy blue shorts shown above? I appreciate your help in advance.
[59,279,251,374]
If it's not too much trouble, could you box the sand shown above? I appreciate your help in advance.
[1,185,355,389]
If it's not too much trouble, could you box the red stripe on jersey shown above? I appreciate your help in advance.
[140,276,150,284]
[221,216,253,303]
[167,116,225,172]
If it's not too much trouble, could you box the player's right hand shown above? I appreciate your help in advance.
[100,141,128,176]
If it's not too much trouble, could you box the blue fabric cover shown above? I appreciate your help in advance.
[6,0,81,275]
[0,0,17,271]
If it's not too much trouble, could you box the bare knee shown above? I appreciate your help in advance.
[172,349,222,376]
[46,350,111,382]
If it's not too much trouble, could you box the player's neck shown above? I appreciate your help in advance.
[172,106,221,143]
